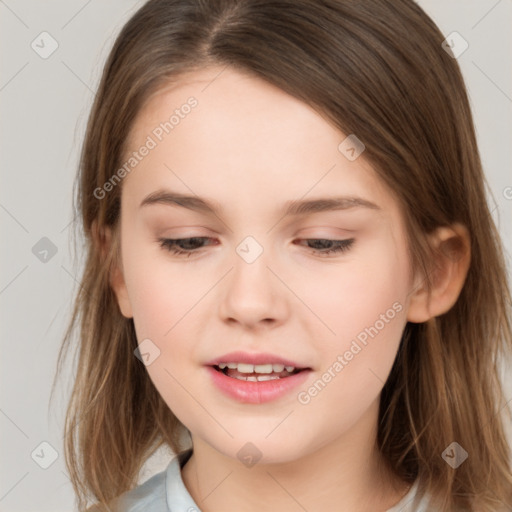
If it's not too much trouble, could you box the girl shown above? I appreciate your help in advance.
[53,0,512,511]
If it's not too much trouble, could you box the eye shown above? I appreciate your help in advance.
[294,238,355,256]
[158,237,355,257]
[158,237,215,257]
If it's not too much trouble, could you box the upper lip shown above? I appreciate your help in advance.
[205,351,310,369]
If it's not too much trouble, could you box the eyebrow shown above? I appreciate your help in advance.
[139,189,381,216]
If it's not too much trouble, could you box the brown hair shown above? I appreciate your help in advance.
[52,0,512,510]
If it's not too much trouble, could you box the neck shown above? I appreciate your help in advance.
[181,398,410,512]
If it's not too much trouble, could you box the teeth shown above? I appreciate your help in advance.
[237,363,254,373]
[216,362,297,374]
[232,374,282,382]
[254,364,273,373]
[256,374,281,381]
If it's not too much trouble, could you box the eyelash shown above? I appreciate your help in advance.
[157,237,355,258]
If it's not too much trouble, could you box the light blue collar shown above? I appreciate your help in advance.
[166,449,202,511]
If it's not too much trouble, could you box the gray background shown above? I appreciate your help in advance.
[1,1,511,511]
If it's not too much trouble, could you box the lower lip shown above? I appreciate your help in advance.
[206,366,312,404]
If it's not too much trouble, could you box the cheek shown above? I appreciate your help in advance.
[121,243,208,419]
[123,256,172,339]
[309,236,409,367]
[291,248,408,429]
[121,233,206,339]
[128,263,200,343]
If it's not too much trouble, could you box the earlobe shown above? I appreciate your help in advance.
[110,261,134,319]
[91,220,134,319]
[406,224,471,323]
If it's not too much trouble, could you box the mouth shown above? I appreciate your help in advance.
[211,362,309,382]
[205,352,313,403]
[207,362,312,404]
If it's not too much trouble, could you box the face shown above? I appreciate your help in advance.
[111,65,416,464]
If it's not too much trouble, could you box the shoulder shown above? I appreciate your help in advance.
[387,479,434,512]
[112,468,168,512]
[86,448,199,512]
[85,466,169,512]
[85,449,196,512]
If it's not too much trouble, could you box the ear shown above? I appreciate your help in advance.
[407,223,471,323]
[91,219,133,319]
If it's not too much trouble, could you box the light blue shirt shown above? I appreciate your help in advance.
[108,449,430,511]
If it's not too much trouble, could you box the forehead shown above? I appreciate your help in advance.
[121,65,400,220]
[126,65,343,153]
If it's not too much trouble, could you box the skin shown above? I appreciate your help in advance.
[106,65,470,512]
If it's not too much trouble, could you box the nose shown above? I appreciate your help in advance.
[218,245,289,330]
